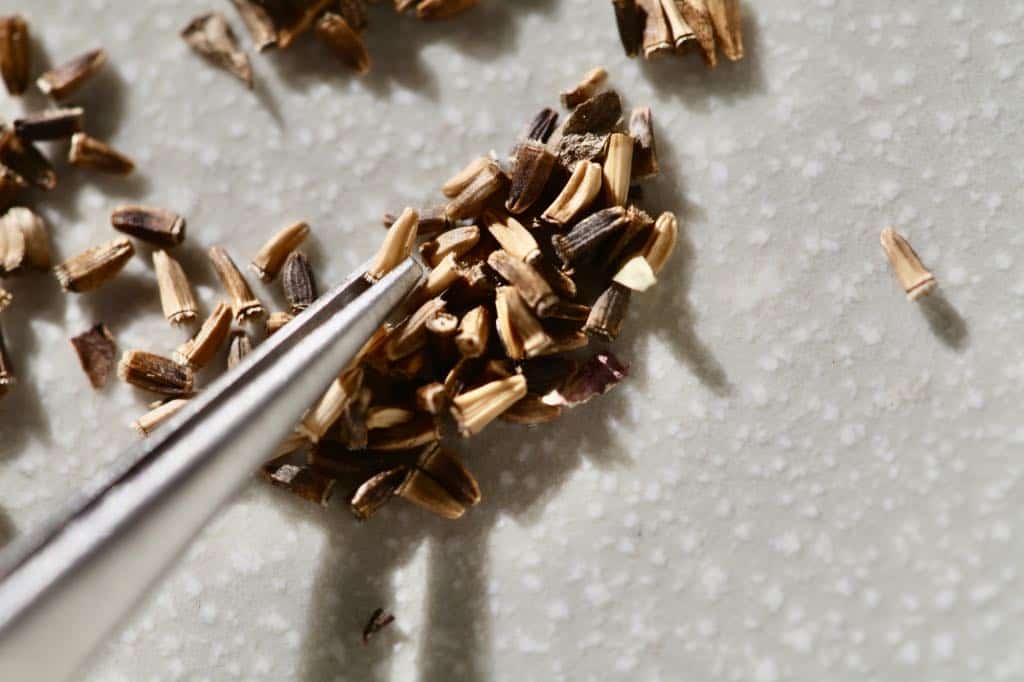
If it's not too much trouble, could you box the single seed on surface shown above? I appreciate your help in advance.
[585,283,631,341]
[680,0,717,65]
[445,161,506,221]
[0,15,29,95]
[266,311,294,335]
[36,48,106,100]
[419,224,479,267]
[174,302,232,369]
[629,107,659,180]
[707,0,744,61]
[13,107,84,142]
[226,329,252,370]
[612,0,644,57]
[880,227,937,301]
[642,210,677,274]
[542,160,602,226]
[366,207,418,281]
[416,0,480,20]
[455,305,489,358]
[315,12,371,74]
[118,349,194,396]
[111,205,186,247]
[69,133,135,175]
[54,238,134,293]
[262,461,336,507]
[551,206,628,266]
[251,220,310,281]
[209,245,265,322]
[506,140,556,215]
[660,0,696,50]
[229,0,278,51]
[486,213,540,264]
[1,207,50,269]
[132,398,189,437]
[70,323,117,389]
[450,374,528,437]
[561,66,608,109]
[281,251,317,312]
[298,367,363,442]
[181,12,253,88]
[613,254,657,292]
[153,250,198,326]
[351,467,409,521]
[602,132,634,207]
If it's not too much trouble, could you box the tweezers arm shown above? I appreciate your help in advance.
[0,258,422,682]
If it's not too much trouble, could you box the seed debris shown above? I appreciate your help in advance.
[132,399,189,437]
[181,12,253,89]
[70,324,117,389]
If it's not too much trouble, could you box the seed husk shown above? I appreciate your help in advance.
[299,367,364,442]
[629,107,659,180]
[227,329,253,370]
[585,282,631,341]
[118,349,194,396]
[175,301,233,369]
[361,608,396,645]
[181,12,253,88]
[416,0,480,20]
[660,0,696,49]
[552,206,628,266]
[451,373,527,437]
[13,108,84,142]
[602,132,634,207]
[0,322,13,398]
[209,245,265,322]
[385,297,447,361]
[454,305,489,358]
[637,0,673,58]
[351,466,409,520]
[680,0,717,65]
[613,254,657,292]
[229,0,278,51]
[37,48,106,100]
[612,0,644,58]
[251,220,310,282]
[522,108,559,144]
[561,66,608,109]
[541,160,603,226]
[880,227,937,301]
[0,127,55,190]
[542,352,628,408]
[486,249,558,314]
[266,311,294,335]
[506,140,556,215]
[419,224,479,267]
[561,90,622,136]
[111,205,186,248]
[500,394,562,424]
[642,210,677,274]
[707,0,744,61]
[0,165,25,212]
[54,237,134,293]
[282,251,318,313]
[415,382,448,414]
[70,323,117,389]
[69,133,135,175]
[445,161,506,221]
[368,414,440,451]
[365,405,416,430]
[366,207,418,281]
[262,461,336,507]
[152,250,198,326]
[315,12,371,74]
[0,15,29,96]
[132,398,189,437]
[383,205,451,239]
[2,207,50,269]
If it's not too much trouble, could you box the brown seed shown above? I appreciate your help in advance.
[637,0,673,58]
[537,299,590,321]
[0,321,13,398]
[420,252,462,300]
[132,398,189,437]
[361,608,396,645]
[521,108,559,144]
[282,251,318,313]
[396,466,465,519]
[298,367,363,442]
[426,309,459,338]
[385,297,447,361]
[365,405,416,430]
[487,250,558,314]
[0,127,55,190]
[209,245,265,322]
[880,227,937,301]
[455,305,489,358]
[0,15,29,96]
[541,329,589,356]
[500,394,563,424]
[416,0,480,20]
[415,382,448,414]
[351,467,409,521]
[601,205,654,270]
[561,66,608,109]
[612,0,644,58]
[642,210,678,274]
[450,374,528,437]
[153,250,199,325]
[54,237,134,293]
[262,461,336,507]
[542,160,603,226]
[227,329,253,370]
[0,165,25,213]
[419,224,480,267]
[276,0,333,49]
[338,0,370,33]
[251,221,310,282]
[174,302,233,369]
[366,207,418,281]
[70,323,117,389]
[603,133,634,207]
[552,206,628,266]
[36,48,106,100]
[367,414,440,451]
[486,212,540,264]
[495,286,551,360]
[383,205,451,239]
[707,0,744,61]
[117,349,194,396]
[315,12,371,75]
[13,107,84,142]
[585,282,631,341]
[266,311,294,335]
[561,90,622,136]
[181,12,253,89]
[337,385,372,449]
[111,205,186,248]
[416,444,480,507]
[229,0,278,52]
[1,207,49,269]
[445,160,506,221]
[506,140,556,215]
[629,107,659,180]
[69,133,135,175]
[660,0,696,49]
[680,0,717,65]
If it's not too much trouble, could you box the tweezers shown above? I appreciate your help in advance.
[0,257,423,681]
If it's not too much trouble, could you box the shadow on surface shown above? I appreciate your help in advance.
[918,290,968,352]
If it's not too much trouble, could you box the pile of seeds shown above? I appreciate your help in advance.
[182,0,479,88]
[0,14,136,399]
[612,0,744,67]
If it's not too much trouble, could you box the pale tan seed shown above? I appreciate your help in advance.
[181,12,253,88]
[602,133,634,207]
[638,0,673,58]
[396,467,466,519]
[153,250,198,326]
[174,301,233,369]
[366,207,418,281]
[367,415,440,451]
[487,250,558,314]
[132,399,189,437]
[442,156,491,198]
[69,133,135,175]
[486,212,540,264]
[495,286,551,359]
[660,0,696,49]
[561,66,608,109]
[706,0,744,61]
[209,245,265,322]
[385,297,447,361]
[0,15,30,96]
[450,374,528,437]
[251,221,310,282]
[36,48,106,100]
[419,224,480,267]
[298,367,363,442]
[455,305,489,358]
[54,238,134,293]
[1,207,49,269]
[643,211,678,274]
[880,227,937,301]
[680,0,717,66]
[0,211,25,273]
[365,405,416,430]
[315,12,371,75]
[226,329,253,370]
[266,311,294,335]
[613,255,657,292]
[445,161,506,221]
[542,160,603,226]
[421,252,462,299]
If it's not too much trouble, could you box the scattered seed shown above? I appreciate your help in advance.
[13,107,84,142]
[445,160,506,221]
[118,349,194,396]
[315,12,371,75]
[37,48,106,100]
[54,237,134,293]
[251,220,310,282]
[506,140,556,215]
[111,205,186,248]
[396,465,465,519]
[366,207,418,281]
[585,283,631,341]
[281,251,317,313]
[153,250,198,326]
[1,207,50,269]
[132,398,189,437]
[495,286,551,359]
[561,66,608,109]
[69,133,135,175]
[542,160,603,226]
[70,324,117,389]
[629,107,659,180]
[229,0,278,52]
[209,245,265,322]
[552,206,629,266]
[361,608,396,646]
[0,15,29,96]
[451,374,527,437]
[880,227,937,301]
[174,302,233,369]
[602,132,634,207]
[181,12,253,89]
[262,461,336,507]
[0,126,56,190]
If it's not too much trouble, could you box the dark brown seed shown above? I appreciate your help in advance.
[0,165,26,213]
[0,321,13,399]
[486,250,558,314]
[543,352,628,408]
[315,12,371,75]
[445,161,507,221]
[227,329,253,370]
[629,107,659,180]
[383,205,451,238]
[506,140,556,215]
[0,126,56,190]
[282,251,318,313]
[181,13,253,89]
[551,206,629,266]
[416,0,480,20]
[561,67,608,109]
[229,0,278,52]
[602,205,655,269]
[351,467,409,521]
[70,324,117,389]
[500,394,563,424]
[111,205,186,247]
[367,414,440,451]
[69,133,135,175]
[36,48,106,100]
[519,356,579,395]
[13,108,84,142]
[584,283,631,341]
[522,108,559,144]
[117,349,194,396]
[262,461,336,507]
[276,0,334,49]
[361,608,396,646]
[561,91,623,136]
[54,237,135,293]
[612,0,644,58]
[0,15,29,96]
[537,299,590,321]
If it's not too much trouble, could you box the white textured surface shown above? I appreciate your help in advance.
[1,0,1022,680]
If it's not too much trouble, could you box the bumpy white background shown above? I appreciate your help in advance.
[0,1,1021,680]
